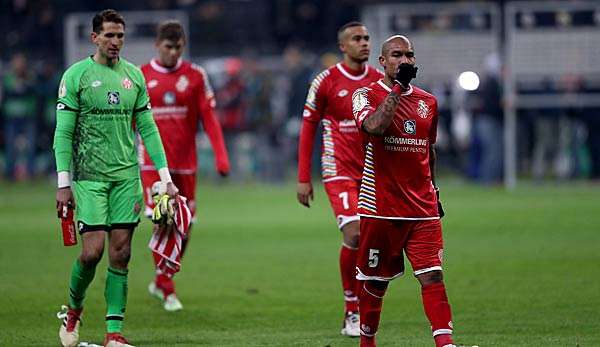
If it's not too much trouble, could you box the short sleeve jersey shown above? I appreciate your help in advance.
[352,80,440,219]
[303,63,382,181]
[57,57,151,181]
[139,59,215,173]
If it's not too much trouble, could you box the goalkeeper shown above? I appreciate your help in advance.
[53,9,178,347]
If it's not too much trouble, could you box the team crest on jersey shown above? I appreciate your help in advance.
[107,91,120,105]
[163,91,176,105]
[147,79,158,89]
[417,99,429,119]
[91,80,102,88]
[404,120,416,134]
[122,78,133,89]
[176,75,189,92]
[58,80,67,98]
[337,89,348,97]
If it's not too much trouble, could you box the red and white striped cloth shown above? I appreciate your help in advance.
[148,196,192,277]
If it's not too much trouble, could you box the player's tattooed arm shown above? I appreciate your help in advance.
[362,91,401,135]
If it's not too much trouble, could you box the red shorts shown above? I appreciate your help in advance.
[356,217,444,281]
[323,179,360,229]
[140,170,197,217]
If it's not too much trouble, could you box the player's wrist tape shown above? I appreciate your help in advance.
[57,171,71,188]
[158,167,173,184]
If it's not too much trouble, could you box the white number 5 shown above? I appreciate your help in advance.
[368,249,379,268]
[338,192,349,210]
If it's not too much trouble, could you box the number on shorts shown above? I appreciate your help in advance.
[338,191,349,210]
[368,249,379,268]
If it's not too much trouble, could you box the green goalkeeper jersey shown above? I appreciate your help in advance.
[53,56,167,181]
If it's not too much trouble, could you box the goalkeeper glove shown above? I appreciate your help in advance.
[152,194,174,225]
[435,186,445,218]
[395,63,418,88]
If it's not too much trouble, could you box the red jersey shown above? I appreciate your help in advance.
[352,80,440,219]
[139,58,229,174]
[297,63,382,183]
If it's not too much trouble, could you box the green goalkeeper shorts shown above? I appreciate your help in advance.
[72,178,143,233]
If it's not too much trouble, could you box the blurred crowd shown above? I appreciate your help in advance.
[1,0,600,184]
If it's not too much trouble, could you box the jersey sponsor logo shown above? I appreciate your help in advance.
[91,80,102,88]
[122,78,133,89]
[417,99,429,118]
[337,89,349,97]
[403,120,416,134]
[163,91,176,105]
[384,135,427,146]
[58,79,67,98]
[107,91,120,105]
[147,79,158,89]
[56,103,66,110]
[176,75,189,92]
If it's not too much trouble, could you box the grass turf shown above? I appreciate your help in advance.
[0,180,599,346]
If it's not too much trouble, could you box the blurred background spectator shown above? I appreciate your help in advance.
[1,0,599,186]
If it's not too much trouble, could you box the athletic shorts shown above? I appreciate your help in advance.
[72,178,143,233]
[356,217,444,281]
[140,170,196,217]
[323,179,360,229]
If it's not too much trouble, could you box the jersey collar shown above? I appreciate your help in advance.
[336,63,369,81]
[150,58,183,73]
[377,79,413,96]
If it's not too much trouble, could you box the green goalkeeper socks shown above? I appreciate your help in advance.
[68,259,97,309]
[105,267,128,333]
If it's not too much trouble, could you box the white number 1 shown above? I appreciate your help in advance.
[368,249,379,267]
[338,192,349,210]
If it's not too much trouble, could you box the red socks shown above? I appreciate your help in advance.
[152,252,175,298]
[421,282,454,347]
[340,245,359,313]
[359,280,388,346]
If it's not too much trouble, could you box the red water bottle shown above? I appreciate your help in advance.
[60,206,77,246]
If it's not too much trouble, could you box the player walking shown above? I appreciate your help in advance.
[296,21,382,337]
[352,35,455,347]
[54,10,178,347]
[139,20,230,311]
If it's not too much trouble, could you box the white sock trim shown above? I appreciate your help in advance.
[432,328,453,337]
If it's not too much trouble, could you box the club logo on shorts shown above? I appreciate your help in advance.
[107,91,120,105]
[134,202,141,214]
[56,103,66,110]
[122,78,133,89]
[91,80,102,88]
[417,99,429,118]
[404,120,416,134]
[78,221,84,231]
[337,89,349,97]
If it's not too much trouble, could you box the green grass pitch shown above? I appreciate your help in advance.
[1,180,599,346]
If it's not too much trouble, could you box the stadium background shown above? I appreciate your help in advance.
[1,0,599,346]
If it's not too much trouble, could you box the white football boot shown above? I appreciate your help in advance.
[57,305,82,347]
[147,281,164,301]
[163,293,183,312]
[340,312,360,337]
[103,333,135,347]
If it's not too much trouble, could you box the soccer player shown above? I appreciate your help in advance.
[296,21,382,337]
[54,9,178,347]
[139,20,230,311]
[352,35,455,347]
